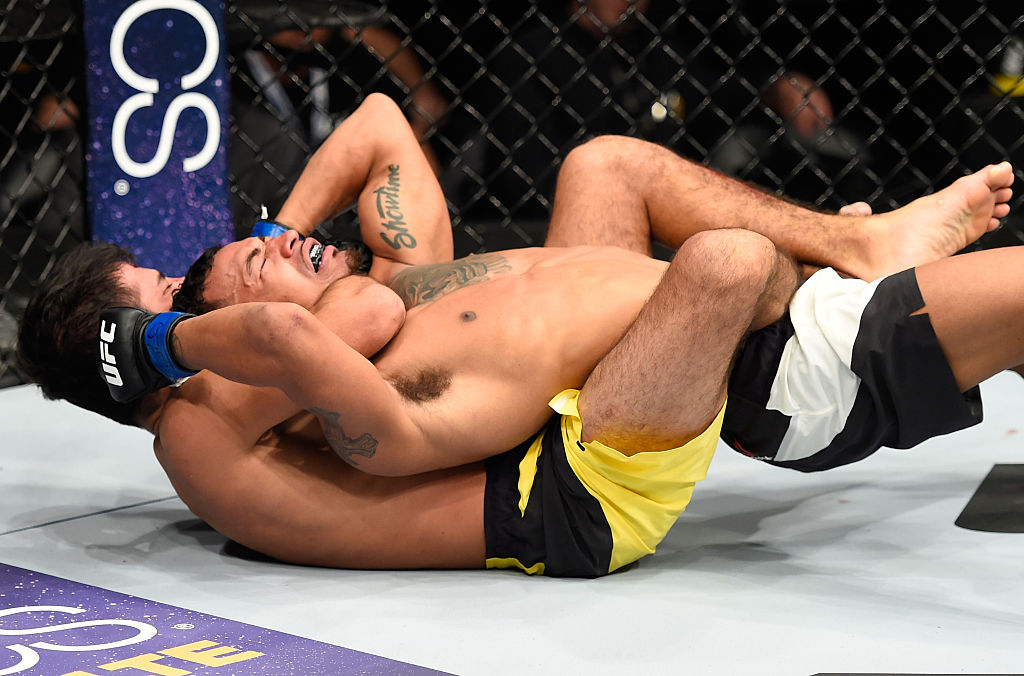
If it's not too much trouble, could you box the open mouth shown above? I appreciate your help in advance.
[305,239,373,275]
[309,242,324,272]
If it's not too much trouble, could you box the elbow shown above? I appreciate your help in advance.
[358,93,405,124]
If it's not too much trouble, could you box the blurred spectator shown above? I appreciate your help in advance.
[340,25,448,155]
[719,0,1019,212]
[473,0,873,220]
[230,23,447,239]
[476,0,717,220]
[704,0,880,210]
[0,37,87,312]
[0,37,87,384]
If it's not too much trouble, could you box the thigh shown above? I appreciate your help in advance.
[577,230,782,453]
[914,246,1024,390]
[545,137,653,253]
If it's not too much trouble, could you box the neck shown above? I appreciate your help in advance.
[137,389,171,435]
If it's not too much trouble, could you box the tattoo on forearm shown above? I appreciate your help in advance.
[388,253,513,307]
[310,407,378,467]
[373,164,417,250]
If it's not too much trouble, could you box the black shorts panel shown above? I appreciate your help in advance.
[722,268,983,472]
[484,415,614,577]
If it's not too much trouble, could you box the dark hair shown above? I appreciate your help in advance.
[172,245,222,315]
[16,242,146,427]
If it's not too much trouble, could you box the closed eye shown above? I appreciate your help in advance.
[245,236,268,279]
[245,247,259,277]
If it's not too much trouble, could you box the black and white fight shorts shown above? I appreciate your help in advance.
[721,267,983,472]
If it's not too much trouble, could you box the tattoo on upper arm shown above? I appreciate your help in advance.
[309,407,378,467]
[388,253,513,307]
[373,164,417,250]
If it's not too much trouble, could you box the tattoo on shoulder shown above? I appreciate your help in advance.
[309,407,378,467]
[388,253,513,307]
[373,163,417,250]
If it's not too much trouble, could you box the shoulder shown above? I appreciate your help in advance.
[155,373,299,459]
[152,378,289,523]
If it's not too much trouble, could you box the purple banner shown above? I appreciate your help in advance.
[0,564,447,675]
[82,0,235,276]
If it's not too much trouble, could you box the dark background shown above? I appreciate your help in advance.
[1,0,1022,386]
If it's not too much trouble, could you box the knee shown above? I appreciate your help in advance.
[680,229,779,288]
[680,230,797,329]
[563,136,627,175]
[562,135,649,178]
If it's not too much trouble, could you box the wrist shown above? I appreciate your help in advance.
[251,219,298,239]
[144,312,197,381]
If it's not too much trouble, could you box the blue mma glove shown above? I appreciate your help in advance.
[99,308,198,403]
[252,205,303,239]
[250,219,299,239]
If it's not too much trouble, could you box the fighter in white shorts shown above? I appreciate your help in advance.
[722,267,982,471]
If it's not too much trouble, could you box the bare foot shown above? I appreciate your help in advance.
[859,162,1014,278]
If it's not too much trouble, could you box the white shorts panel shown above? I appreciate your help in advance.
[769,269,884,462]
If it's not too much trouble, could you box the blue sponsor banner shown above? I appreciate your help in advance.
[83,0,235,276]
[0,564,449,675]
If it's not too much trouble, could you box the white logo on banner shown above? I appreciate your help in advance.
[0,605,156,675]
[109,0,221,178]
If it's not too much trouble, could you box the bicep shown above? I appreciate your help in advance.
[184,302,429,477]
[283,351,423,476]
[253,306,429,475]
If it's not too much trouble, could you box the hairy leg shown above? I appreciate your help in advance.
[577,229,798,453]
[546,135,1013,280]
[914,247,1024,390]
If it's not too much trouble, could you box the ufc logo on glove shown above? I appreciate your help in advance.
[99,320,123,387]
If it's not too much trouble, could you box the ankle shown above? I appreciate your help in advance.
[844,215,891,280]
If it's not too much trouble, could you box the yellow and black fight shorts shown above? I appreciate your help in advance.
[484,389,724,578]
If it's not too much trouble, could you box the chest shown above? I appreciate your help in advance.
[376,278,575,386]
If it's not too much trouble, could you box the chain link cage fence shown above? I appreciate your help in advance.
[2,0,1023,387]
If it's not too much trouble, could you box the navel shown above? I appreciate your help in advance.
[460,310,477,322]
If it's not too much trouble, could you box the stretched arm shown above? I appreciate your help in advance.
[274,92,453,281]
[169,302,429,476]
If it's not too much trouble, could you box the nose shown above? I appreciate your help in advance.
[272,229,302,259]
